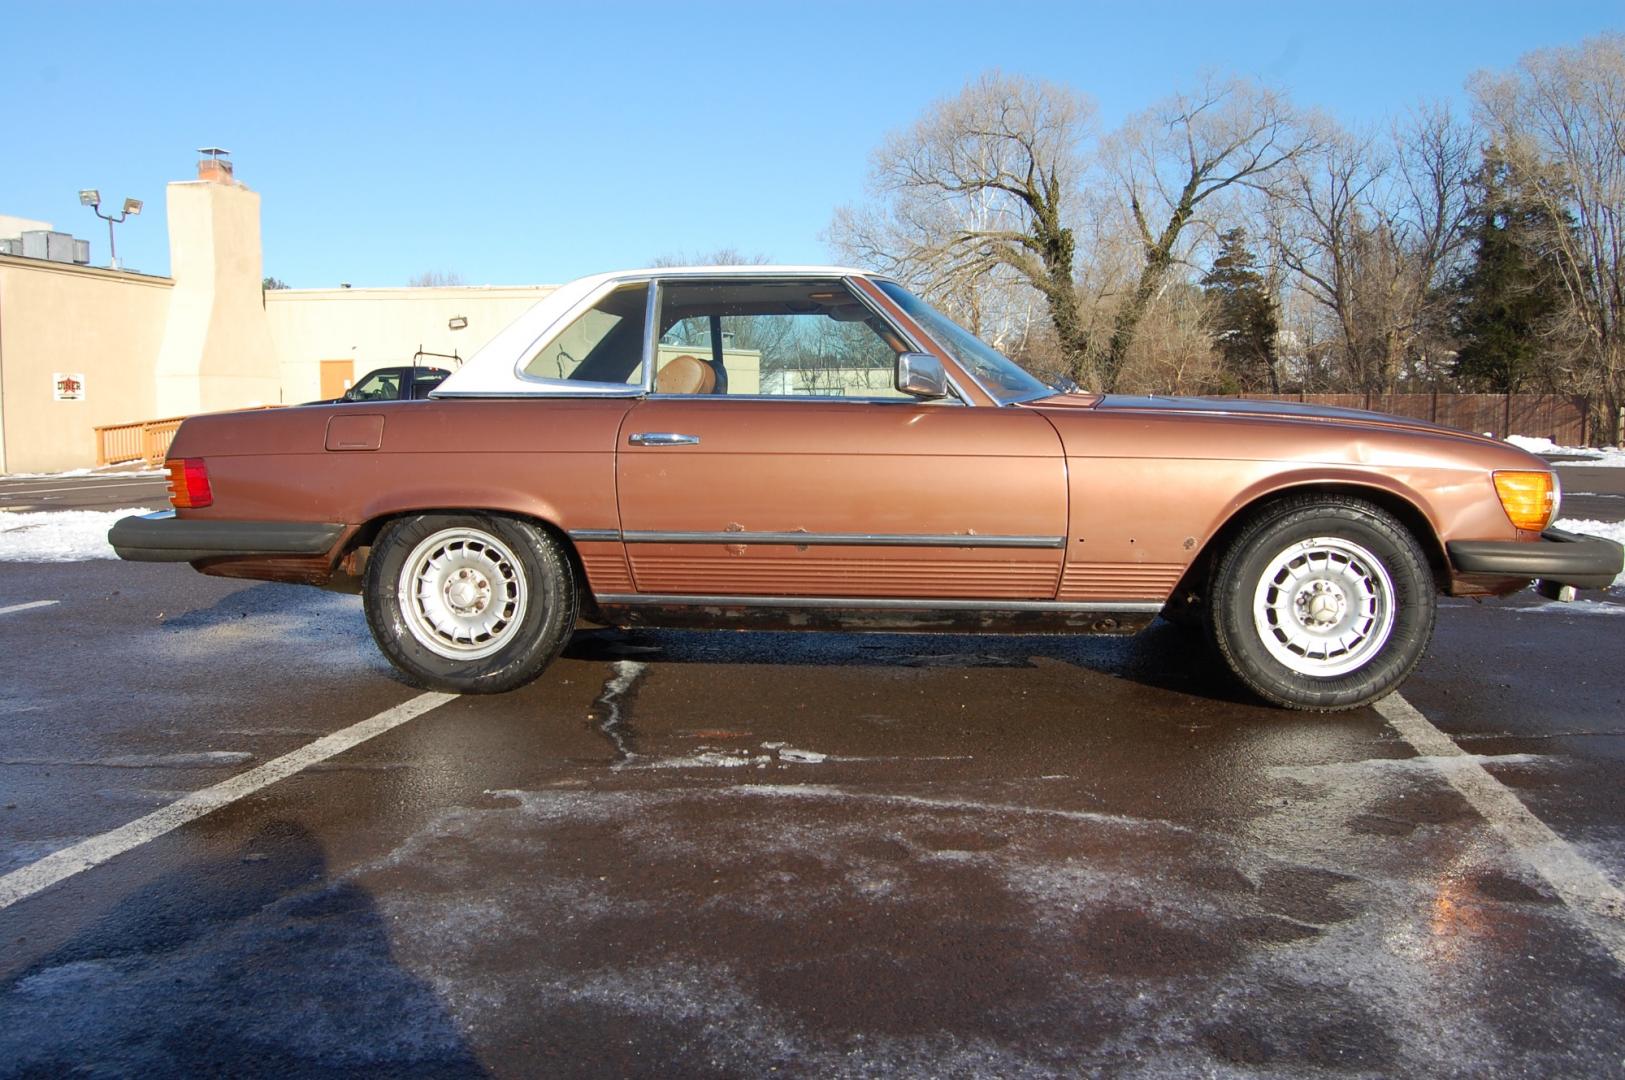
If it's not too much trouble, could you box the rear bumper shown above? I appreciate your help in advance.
[109,511,345,563]
[1447,527,1624,591]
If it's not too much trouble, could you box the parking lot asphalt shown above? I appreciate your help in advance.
[0,471,167,514]
[0,470,1622,1077]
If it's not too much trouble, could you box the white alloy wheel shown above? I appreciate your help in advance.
[1250,535,1396,677]
[398,527,530,660]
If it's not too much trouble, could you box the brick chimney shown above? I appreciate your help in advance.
[197,156,235,184]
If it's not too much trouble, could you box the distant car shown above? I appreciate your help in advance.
[111,265,1623,710]
[310,365,450,405]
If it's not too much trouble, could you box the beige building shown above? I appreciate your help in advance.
[267,285,553,404]
[0,156,554,474]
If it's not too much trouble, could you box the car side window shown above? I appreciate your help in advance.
[521,282,648,386]
[351,372,398,400]
[654,279,912,399]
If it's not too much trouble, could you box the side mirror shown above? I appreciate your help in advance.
[341,388,359,402]
[896,352,949,399]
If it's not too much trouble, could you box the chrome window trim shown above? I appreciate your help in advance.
[594,593,1164,614]
[639,278,659,394]
[431,388,646,399]
[643,392,965,406]
[570,529,1064,549]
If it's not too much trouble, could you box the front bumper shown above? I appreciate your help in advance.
[109,511,345,563]
[1446,527,1624,591]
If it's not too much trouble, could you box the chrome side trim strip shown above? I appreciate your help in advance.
[594,594,1164,613]
[594,530,1064,548]
[568,529,622,542]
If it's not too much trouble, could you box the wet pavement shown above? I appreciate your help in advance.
[0,471,167,513]
[0,474,1623,1076]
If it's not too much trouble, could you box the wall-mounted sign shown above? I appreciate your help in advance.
[53,372,86,401]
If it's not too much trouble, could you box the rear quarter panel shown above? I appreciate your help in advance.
[169,398,633,534]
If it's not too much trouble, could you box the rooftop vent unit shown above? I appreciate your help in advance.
[13,230,91,265]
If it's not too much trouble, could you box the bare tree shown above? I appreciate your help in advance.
[649,248,772,267]
[1268,105,1474,391]
[1472,33,1625,430]
[828,71,1098,383]
[407,270,466,287]
[1100,76,1324,388]
[1114,282,1223,394]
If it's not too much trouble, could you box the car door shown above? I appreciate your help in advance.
[612,277,1067,601]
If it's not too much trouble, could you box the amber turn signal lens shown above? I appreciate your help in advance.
[165,457,213,509]
[1492,470,1555,532]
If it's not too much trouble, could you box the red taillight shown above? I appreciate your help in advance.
[165,457,213,509]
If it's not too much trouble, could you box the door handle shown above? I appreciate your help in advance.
[629,432,700,446]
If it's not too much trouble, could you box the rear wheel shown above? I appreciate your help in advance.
[363,513,576,693]
[1209,496,1435,710]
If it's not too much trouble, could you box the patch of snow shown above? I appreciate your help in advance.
[1506,600,1625,616]
[634,749,766,769]
[0,466,164,480]
[776,747,828,764]
[0,507,151,562]
[1506,434,1625,467]
[1554,518,1625,588]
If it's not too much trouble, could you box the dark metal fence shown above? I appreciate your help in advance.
[1218,392,1598,446]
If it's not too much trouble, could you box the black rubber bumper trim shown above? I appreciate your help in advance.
[1447,527,1624,590]
[109,511,346,563]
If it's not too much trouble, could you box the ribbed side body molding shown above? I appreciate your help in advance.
[627,555,1061,599]
[596,593,1164,613]
[1057,562,1185,602]
[569,529,1065,549]
[578,550,634,593]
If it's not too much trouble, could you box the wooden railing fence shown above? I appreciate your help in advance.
[94,407,281,466]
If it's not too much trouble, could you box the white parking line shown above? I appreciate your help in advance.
[1376,693,1625,967]
[0,692,456,911]
[0,600,59,617]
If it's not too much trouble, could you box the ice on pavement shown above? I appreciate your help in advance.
[0,508,152,562]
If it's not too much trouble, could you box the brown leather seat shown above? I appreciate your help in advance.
[655,354,717,395]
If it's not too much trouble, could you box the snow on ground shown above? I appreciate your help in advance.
[1555,518,1625,589]
[0,508,151,562]
[1506,435,1625,466]
[0,466,164,480]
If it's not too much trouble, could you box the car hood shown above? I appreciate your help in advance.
[1027,392,1504,446]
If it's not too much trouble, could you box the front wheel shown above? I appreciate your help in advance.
[1209,496,1435,711]
[363,513,577,693]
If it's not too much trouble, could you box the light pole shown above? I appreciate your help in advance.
[78,189,142,270]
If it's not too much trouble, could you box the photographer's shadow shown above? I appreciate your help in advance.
[0,820,486,1078]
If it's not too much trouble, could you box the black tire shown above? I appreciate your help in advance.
[363,513,577,694]
[1208,495,1435,711]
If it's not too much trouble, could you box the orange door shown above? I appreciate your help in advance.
[319,359,354,400]
[614,398,1067,600]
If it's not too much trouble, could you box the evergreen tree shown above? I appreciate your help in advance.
[1450,149,1567,392]
[1200,228,1280,392]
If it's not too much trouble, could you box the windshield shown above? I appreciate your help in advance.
[875,281,1049,404]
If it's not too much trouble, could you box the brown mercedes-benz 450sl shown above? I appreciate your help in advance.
[111,266,1623,710]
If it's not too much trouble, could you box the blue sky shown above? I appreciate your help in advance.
[2,2,1620,287]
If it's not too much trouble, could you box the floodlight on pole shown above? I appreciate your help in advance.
[79,185,142,270]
